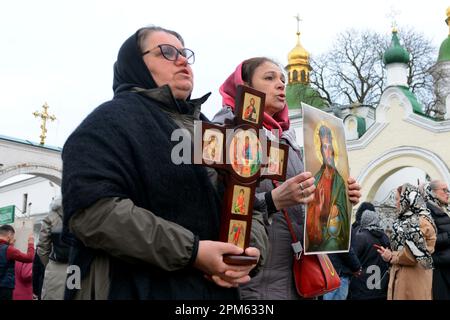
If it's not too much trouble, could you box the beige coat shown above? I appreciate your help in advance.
[37,199,68,300]
[387,216,436,300]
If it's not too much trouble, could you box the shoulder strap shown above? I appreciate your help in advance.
[273,180,303,259]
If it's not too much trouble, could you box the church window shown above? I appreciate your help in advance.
[293,70,298,82]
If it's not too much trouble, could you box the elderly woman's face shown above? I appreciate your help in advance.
[434,182,449,205]
[142,31,193,100]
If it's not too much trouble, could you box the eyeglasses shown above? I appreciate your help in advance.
[434,187,450,194]
[141,44,195,65]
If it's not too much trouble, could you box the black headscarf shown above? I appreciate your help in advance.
[112,28,157,94]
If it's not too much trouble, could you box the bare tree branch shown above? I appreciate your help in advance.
[308,26,437,112]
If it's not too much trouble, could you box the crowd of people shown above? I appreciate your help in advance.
[1,25,449,300]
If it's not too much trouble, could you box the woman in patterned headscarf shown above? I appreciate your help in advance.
[376,183,436,300]
[422,180,450,300]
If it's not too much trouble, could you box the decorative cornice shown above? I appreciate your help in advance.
[0,163,62,185]
[357,145,450,184]
[347,121,388,150]
[0,176,47,192]
[405,112,450,131]
[0,135,62,152]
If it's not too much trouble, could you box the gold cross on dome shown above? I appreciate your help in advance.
[294,13,302,34]
[386,6,401,31]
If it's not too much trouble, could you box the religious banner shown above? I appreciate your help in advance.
[193,85,288,265]
[302,103,351,254]
[13,217,34,252]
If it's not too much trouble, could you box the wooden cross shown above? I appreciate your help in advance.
[32,102,56,145]
[194,85,288,265]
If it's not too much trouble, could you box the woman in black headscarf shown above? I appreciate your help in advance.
[61,26,263,300]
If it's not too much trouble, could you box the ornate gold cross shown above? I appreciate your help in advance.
[194,85,288,264]
[33,102,56,145]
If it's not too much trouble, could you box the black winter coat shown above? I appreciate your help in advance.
[62,29,237,300]
[427,202,450,300]
[348,228,389,300]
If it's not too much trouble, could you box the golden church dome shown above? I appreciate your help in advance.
[288,32,310,65]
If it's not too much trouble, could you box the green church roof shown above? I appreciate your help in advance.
[344,115,367,138]
[383,30,410,65]
[438,36,450,62]
[0,134,62,151]
[355,116,366,138]
[286,83,327,110]
[397,86,424,115]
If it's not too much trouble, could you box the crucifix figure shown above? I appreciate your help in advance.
[194,85,288,265]
[33,102,56,145]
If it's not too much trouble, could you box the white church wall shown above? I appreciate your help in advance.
[373,167,427,202]
[349,91,450,203]
[446,94,450,119]
[386,63,408,87]
[0,175,60,217]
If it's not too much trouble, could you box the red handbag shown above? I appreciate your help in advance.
[282,208,341,298]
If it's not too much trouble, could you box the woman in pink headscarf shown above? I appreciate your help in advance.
[213,57,362,299]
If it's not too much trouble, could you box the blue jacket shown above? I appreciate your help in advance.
[0,243,15,289]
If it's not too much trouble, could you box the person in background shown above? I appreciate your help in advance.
[37,196,70,300]
[213,57,361,300]
[323,249,361,300]
[32,252,45,300]
[351,201,376,242]
[348,209,390,300]
[13,261,33,300]
[0,225,34,300]
[422,180,450,300]
[377,183,436,300]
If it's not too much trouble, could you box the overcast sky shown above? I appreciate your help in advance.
[0,0,448,148]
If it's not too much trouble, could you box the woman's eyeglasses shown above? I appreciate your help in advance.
[440,188,450,194]
[435,187,450,194]
[142,44,195,65]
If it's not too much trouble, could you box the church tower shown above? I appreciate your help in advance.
[285,17,311,85]
[285,15,327,111]
[383,28,410,87]
[430,7,450,120]
[382,27,424,115]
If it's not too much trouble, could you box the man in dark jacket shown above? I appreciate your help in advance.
[61,26,266,300]
[0,225,34,300]
[324,248,361,300]
[423,180,450,300]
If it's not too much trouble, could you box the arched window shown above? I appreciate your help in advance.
[293,70,298,82]
[301,70,306,83]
